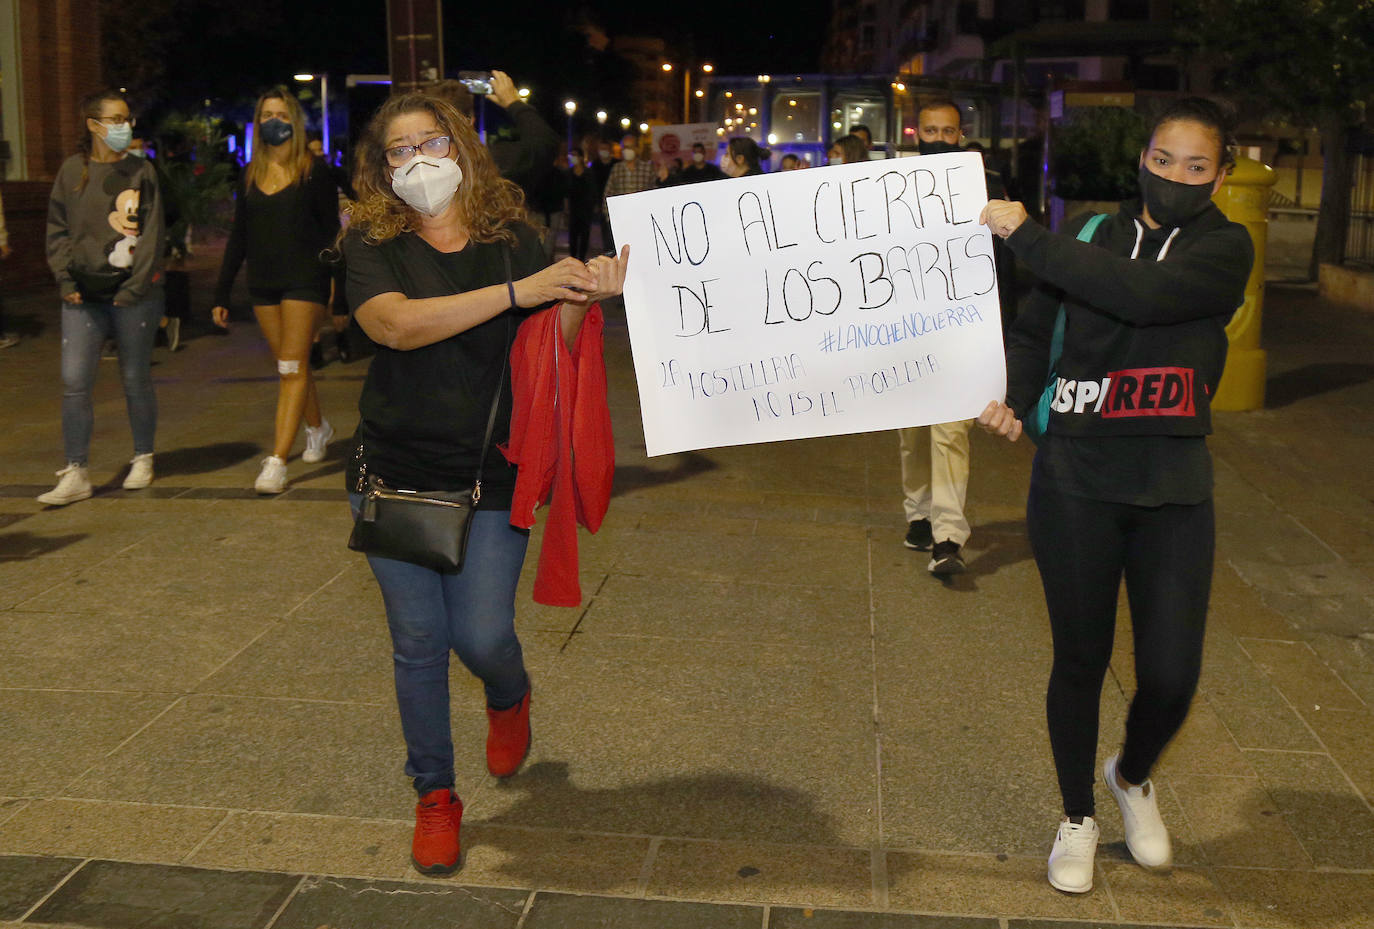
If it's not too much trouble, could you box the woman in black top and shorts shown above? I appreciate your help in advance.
[212,87,340,493]
[342,91,627,876]
[978,98,1253,894]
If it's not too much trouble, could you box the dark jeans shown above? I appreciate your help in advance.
[1027,483,1213,818]
[60,289,163,464]
[351,498,531,795]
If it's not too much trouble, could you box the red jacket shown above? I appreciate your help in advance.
[501,303,614,606]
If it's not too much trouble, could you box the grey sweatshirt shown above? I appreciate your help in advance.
[46,153,165,303]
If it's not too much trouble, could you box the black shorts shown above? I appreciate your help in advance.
[249,280,330,307]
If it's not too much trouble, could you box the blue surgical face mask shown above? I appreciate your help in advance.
[260,118,294,147]
[103,122,133,153]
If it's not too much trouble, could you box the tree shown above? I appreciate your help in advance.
[1178,0,1374,277]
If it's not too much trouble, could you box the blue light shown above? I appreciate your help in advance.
[227,135,237,154]
[245,123,253,163]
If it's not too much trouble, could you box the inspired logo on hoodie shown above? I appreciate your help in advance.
[1050,366,1197,419]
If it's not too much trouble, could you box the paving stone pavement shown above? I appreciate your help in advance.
[0,257,1371,928]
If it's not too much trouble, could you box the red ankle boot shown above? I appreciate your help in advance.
[486,687,531,778]
[411,788,463,875]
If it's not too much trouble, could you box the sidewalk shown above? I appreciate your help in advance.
[0,261,1371,929]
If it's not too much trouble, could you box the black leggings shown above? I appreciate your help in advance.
[1027,484,1213,818]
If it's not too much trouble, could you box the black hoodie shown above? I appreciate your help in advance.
[1003,199,1253,504]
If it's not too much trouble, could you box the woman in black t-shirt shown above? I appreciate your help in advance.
[212,87,340,494]
[977,98,1253,895]
[342,92,628,877]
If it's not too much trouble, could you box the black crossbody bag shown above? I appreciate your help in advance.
[347,242,516,573]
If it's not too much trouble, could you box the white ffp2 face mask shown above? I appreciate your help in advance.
[391,156,463,216]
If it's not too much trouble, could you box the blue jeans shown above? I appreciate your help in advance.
[60,289,163,464]
[350,498,531,795]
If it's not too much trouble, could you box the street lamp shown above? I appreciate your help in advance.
[564,100,577,157]
[293,72,330,157]
[620,117,631,130]
[596,110,608,125]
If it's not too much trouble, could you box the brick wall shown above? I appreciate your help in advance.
[20,0,103,182]
[2,181,56,292]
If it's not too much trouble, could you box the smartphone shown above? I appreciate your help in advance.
[457,71,493,95]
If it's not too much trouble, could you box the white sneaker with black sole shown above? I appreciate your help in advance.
[1104,753,1172,868]
[1047,815,1099,893]
[302,419,333,464]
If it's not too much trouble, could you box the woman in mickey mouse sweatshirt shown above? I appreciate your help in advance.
[42,89,165,506]
[978,97,1253,895]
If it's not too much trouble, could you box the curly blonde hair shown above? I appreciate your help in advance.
[347,92,526,245]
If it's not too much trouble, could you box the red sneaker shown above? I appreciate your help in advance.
[486,687,531,778]
[411,788,463,875]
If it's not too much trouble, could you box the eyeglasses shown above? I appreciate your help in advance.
[385,135,452,167]
[94,115,136,127]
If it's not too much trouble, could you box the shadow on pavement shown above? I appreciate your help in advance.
[152,442,261,477]
[484,761,845,891]
[613,452,719,497]
[0,530,86,560]
[1266,363,1374,408]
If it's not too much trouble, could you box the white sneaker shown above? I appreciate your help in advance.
[1048,816,1099,893]
[302,419,334,464]
[37,464,92,506]
[1105,753,1172,868]
[122,453,154,490]
[255,455,288,494]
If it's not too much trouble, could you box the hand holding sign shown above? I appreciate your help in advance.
[608,151,1007,456]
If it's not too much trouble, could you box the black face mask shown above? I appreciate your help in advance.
[917,139,961,156]
[1137,165,1214,228]
[260,118,293,147]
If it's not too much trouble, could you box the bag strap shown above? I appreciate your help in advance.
[1046,213,1110,374]
[471,244,517,493]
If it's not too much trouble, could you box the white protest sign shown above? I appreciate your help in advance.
[651,123,721,168]
[607,151,1005,457]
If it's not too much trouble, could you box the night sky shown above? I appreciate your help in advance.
[284,0,833,83]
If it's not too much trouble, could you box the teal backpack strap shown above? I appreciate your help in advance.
[1028,212,1110,444]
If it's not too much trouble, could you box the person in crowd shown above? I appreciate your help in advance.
[680,142,726,183]
[533,151,569,261]
[721,137,770,177]
[605,131,656,195]
[779,153,805,171]
[483,72,559,204]
[602,130,657,245]
[897,96,1011,576]
[566,147,599,261]
[827,134,867,166]
[0,187,14,349]
[655,157,684,188]
[340,90,628,875]
[303,131,355,368]
[977,97,1252,894]
[211,87,339,493]
[850,123,873,152]
[40,89,165,505]
[591,139,616,253]
[307,130,357,200]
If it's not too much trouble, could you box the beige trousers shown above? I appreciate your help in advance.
[898,421,972,546]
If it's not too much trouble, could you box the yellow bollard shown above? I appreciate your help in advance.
[1211,156,1276,411]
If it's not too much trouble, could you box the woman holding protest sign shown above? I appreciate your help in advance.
[341,91,627,876]
[976,97,1253,894]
